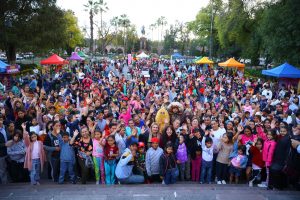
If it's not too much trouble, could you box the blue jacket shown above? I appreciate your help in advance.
[115,148,134,179]
[59,138,75,163]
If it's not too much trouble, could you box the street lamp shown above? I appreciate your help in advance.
[209,0,214,59]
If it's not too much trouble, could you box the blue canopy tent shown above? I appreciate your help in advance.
[171,52,184,60]
[0,60,9,73]
[262,62,300,78]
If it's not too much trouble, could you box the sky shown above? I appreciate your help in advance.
[57,0,209,39]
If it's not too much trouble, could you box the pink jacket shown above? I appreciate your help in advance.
[119,105,131,125]
[262,140,276,167]
[256,126,267,141]
[23,131,46,172]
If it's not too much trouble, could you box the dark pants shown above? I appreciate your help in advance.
[150,174,161,183]
[216,162,228,181]
[7,160,29,182]
[50,157,60,182]
[78,157,89,184]
[211,153,218,182]
[269,168,288,190]
[164,168,178,185]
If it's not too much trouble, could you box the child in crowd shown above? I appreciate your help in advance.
[249,138,264,187]
[176,135,188,181]
[200,132,214,184]
[259,130,277,188]
[216,132,233,184]
[58,132,76,184]
[191,146,202,182]
[159,142,178,185]
[104,135,119,184]
[146,137,163,182]
[92,130,105,184]
[229,145,248,184]
[136,142,148,182]
[22,123,46,185]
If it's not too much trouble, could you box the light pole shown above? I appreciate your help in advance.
[209,0,214,59]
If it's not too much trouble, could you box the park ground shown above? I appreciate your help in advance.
[0,182,299,200]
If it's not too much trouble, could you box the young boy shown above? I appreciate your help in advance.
[146,138,163,182]
[58,131,77,184]
[200,132,214,184]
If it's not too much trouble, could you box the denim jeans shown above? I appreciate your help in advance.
[164,168,178,185]
[178,163,186,181]
[119,174,145,184]
[0,156,8,184]
[59,161,75,184]
[200,160,212,183]
[30,159,41,185]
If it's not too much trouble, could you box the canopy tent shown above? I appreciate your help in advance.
[0,60,9,73]
[69,52,83,61]
[262,62,300,78]
[136,52,149,58]
[40,54,69,65]
[193,56,202,63]
[218,58,245,69]
[77,51,88,58]
[171,52,183,59]
[195,57,214,64]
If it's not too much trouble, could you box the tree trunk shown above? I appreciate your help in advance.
[100,11,104,55]
[6,44,16,64]
[90,10,94,54]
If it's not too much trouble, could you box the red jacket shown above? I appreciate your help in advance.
[249,146,264,168]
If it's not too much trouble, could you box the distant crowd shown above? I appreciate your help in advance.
[0,59,299,190]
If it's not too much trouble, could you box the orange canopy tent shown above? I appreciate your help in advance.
[40,54,69,65]
[218,58,245,69]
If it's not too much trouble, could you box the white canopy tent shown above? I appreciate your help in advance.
[136,52,149,58]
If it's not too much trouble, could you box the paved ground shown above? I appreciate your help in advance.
[0,182,299,200]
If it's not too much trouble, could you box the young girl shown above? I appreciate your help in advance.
[176,135,188,181]
[259,130,277,188]
[229,145,248,184]
[191,146,202,182]
[249,138,264,187]
[92,130,106,184]
[159,142,178,185]
[104,135,119,184]
[216,132,234,184]
[22,123,46,185]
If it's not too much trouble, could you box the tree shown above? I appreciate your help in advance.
[63,10,84,55]
[98,0,108,54]
[259,0,300,65]
[118,14,131,54]
[84,0,100,53]
[0,0,69,63]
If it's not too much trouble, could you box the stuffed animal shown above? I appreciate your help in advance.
[155,107,170,132]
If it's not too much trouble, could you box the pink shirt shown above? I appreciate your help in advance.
[31,141,40,159]
[231,155,246,168]
[92,138,105,158]
[240,134,257,145]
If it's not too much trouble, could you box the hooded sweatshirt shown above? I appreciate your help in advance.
[115,148,135,179]
[146,146,163,176]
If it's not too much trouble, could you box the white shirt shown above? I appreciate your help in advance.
[211,127,226,149]
[31,141,40,159]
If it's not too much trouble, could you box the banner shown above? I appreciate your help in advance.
[6,64,20,74]
[128,54,132,65]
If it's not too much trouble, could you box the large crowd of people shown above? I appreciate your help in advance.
[0,58,299,190]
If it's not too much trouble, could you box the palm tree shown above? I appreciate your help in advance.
[118,14,131,54]
[98,0,109,54]
[156,18,161,41]
[149,24,156,41]
[84,0,100,53]
[159,16,167,42]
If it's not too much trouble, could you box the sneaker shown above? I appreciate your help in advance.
[162,180,165,185]
[222,180,226,184]
[249,181,253,187]
[199,182,203,184]
[217,181,222,184]
[96,181,99,185]
[36,182,40,185]
[258,183,268,188]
